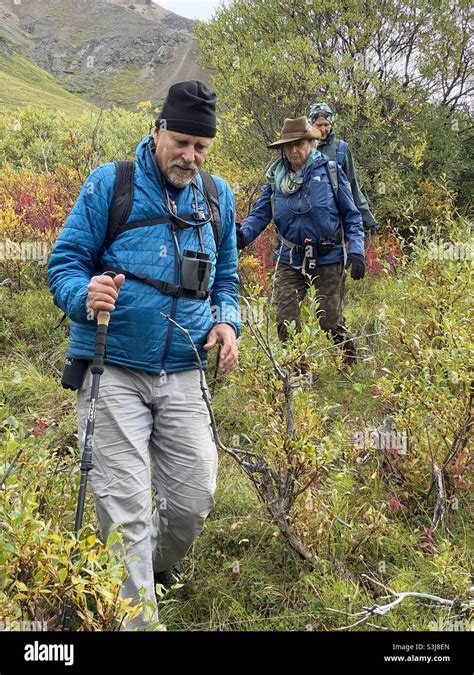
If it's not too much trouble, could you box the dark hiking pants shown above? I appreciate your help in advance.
[274,262,357,355]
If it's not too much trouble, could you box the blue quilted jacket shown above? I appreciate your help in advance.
[240,155,364,266]
[48,134,240,374]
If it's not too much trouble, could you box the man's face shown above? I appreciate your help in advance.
[153,129,212,188]
[312,116,331,140]
[283,139,313,171]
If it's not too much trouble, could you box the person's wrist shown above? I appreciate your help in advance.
[215,322,237,336]
[236,228,245,249]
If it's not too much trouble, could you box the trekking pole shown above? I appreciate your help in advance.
[62,271,117,631]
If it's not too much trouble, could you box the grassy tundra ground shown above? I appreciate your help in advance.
[0,231,472,631]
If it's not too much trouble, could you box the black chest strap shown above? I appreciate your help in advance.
[102,266,209,300]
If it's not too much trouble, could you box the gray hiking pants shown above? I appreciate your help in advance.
[77,364,217,630]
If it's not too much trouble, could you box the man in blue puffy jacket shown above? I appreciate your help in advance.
[237,117,364,364]
[48,81,240,630]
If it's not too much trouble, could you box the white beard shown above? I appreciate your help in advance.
[164,163,198,188]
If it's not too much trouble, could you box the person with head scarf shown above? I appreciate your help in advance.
[237,116,365,365]
[308,103,377,232]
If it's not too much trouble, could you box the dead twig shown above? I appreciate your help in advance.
[0,447,24,490]
[326,574,471,630]
[431,463,446,532]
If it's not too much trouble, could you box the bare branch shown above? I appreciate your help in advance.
[0,446,24,490]
[431,463,446,532]
[327,573,471,630]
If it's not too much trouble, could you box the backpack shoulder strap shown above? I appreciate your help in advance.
[200,170,221,252]
[100,160,135,258]
[326,160,347,266]
[57,160,135,329]
[327,160,339,199]
[336,139,348,166]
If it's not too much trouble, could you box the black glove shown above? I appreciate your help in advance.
[345,253,365,280]
[236,222,246,250]
[365,220,378,235]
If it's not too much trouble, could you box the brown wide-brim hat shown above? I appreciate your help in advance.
[267,116,321,148]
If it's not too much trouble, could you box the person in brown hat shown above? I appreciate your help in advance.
[237,116,365,364]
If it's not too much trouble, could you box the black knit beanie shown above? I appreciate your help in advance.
[156,80,217,138]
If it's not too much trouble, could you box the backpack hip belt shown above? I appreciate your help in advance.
[277,227,342,267]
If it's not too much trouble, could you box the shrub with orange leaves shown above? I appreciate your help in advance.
[365,235,404,276]
[0,169,77,242]
[238,254,263,289]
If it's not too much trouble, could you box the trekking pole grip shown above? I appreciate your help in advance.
[93,271,116,367]
[97,270,117,324]
[97,311,111,327]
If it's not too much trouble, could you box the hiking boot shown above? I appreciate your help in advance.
[341,349,360,367]
[292,358,310,376]
[154,562,183,590]
[336,336,360,368]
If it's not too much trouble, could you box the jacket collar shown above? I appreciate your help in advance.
[317,129,336,149]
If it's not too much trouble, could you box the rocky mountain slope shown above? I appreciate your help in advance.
[0,36,98,117]
[0,0,209,110]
